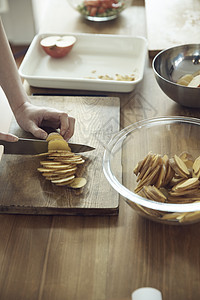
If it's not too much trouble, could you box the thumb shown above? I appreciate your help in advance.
[28,123,48,140]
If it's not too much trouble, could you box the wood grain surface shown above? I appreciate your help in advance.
[38,0,145,38]
[145,0,200,58]
[19,62,200,300]
[0,1,200,299]
[0,96,120,215]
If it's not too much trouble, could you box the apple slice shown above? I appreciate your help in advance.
[40,35,76,58]
[188,74,200,88]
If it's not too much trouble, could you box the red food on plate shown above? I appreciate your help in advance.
[84,0,122,16]
[40,35,76,58]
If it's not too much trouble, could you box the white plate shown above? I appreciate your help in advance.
[19,33,147,93]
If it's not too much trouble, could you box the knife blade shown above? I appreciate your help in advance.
[0,138,95,155]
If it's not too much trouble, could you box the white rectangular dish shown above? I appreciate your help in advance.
[19,33,147,93]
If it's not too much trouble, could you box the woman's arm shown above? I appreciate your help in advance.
[0,18,28,114]
[0,18,75,141]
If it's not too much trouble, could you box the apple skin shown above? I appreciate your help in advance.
[40,35,76,58]
[41,44,74,58]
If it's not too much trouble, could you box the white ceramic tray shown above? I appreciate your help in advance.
[19,33,147,93]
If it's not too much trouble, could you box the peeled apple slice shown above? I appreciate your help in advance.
[188,74,200,87]
[46,132,65,142]
[177,74,193,86]
[40,35,76,58]
[48,139,71,151]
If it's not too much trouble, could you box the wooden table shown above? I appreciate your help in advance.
[145,0,200,58]
[0,1,200,299]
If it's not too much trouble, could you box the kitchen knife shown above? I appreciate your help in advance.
[0,138,95,155]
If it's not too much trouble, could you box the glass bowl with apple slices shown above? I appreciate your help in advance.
[103,116,200,225]
[67,0,132,21]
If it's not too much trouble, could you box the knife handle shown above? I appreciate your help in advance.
[0,140,7,146]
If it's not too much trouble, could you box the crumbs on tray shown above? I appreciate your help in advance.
[85,70,136,81]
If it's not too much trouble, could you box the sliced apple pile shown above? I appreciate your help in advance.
[40,35,76,58]
[37,133,87,188]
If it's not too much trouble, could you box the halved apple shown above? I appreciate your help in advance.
[40,35,76,58]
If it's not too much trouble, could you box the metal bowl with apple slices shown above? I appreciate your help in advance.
[152,44,200,108]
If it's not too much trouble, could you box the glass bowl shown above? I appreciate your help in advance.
[103,116,200,225]
[67,0,132,21]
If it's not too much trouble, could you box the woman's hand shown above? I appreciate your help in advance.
[14,102,75,141]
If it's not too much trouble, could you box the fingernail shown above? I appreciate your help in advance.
[9,135,18,142]
[41,132,48,139]
[60,130,65,136]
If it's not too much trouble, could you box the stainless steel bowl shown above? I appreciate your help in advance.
[152,44,200,108]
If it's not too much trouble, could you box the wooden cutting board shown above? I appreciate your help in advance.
[0,96,120,215]
[145,0,200,58]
